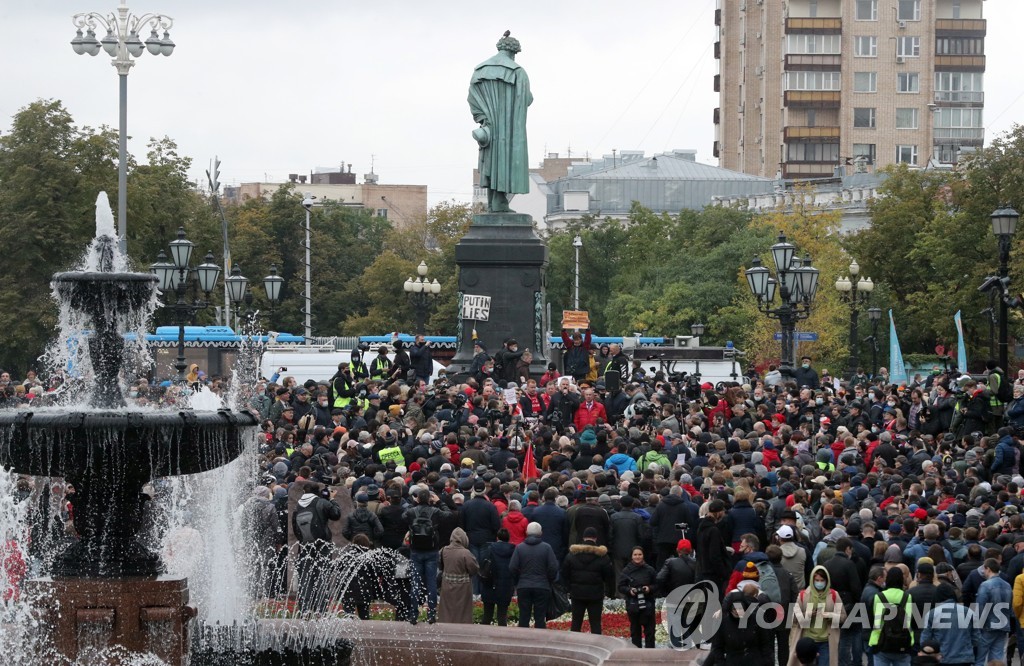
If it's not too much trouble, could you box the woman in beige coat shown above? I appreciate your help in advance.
[787,565,844,666]
[437,527,479,624]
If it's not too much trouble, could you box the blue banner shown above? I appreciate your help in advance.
[954,310,968,372]
[889,310,908,385]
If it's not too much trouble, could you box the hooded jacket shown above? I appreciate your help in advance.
[788,565,843,666]
[650,492,698,545]
[292,493,341,543]
[502,509,529,545]
[561,542,615,601]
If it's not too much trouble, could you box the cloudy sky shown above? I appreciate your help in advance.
[2,1,1023,208]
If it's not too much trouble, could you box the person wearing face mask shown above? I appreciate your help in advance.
[792,356,820,391]
[312,391,333,427]
[788,566,844,666]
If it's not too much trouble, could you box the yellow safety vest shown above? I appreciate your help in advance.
[377,446,404,465]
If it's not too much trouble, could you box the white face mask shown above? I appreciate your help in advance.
[814,580,826,591]
[802,363,810,369]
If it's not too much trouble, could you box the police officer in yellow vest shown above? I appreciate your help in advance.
[372,428,405,466]
[349,348,370,383]
[329,363,355,409]
[370,345,391,382]
[815,448,836,473]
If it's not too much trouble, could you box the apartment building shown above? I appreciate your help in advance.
[713,0,986,179]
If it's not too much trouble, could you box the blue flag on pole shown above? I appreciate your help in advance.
[889,309,907,385]
[954,310,968,372]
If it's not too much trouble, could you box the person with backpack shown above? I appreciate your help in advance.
[767,544,798,666]
[292,481,342,613]
[976,558,1013,666]
[342,492,384,547]
[402,485,450,624]
[788,566,844,666]
[987,359,1013,433]
[479,527,516,626]
[868,567,915,666]
[561,526,615,634]
[991,427,1020,477]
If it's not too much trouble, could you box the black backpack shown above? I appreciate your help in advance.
[409,506,437,550]
[995,370,1014,403]
[294,503,322,543]
[875,590,913,654]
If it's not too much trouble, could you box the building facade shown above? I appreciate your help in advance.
[227,167,428,227]
[714,0,986,179]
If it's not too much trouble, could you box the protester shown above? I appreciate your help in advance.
[561,526,615,634]
[437,527,479,624]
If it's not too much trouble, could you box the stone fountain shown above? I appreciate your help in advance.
[0,194,257,664]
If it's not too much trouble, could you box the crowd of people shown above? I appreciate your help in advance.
[13,328,1024,658]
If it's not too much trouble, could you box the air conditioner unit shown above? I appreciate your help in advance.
[898,20,907,29]
[756,32,762,40]
[738,104,745,113]
[756,136,763,144]
[739,138,745,147]
[896,56,906,64]
[740,35,746,46]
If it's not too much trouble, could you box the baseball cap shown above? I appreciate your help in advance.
[776,525,795,540]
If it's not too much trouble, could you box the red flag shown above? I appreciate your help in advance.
[522,440,539,480]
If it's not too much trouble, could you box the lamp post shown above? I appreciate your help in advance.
[572,235,583,310]
[404,261,441,335]
[834,259,875,379]
[745,233,820,375]
[301,195,316,343]
[72,0,175,256]
[866,307,882,379]
[263,264,284,325]
[150,228,220,383]
[992,205,1019,371]
[225,263,285,330]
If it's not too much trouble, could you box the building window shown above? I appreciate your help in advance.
[785,71,841,91]
[855,36,878,57]
[934,144,961,164]
[806,110,817,127]
[854,108,877,129]
[935,71,984,102]
[376,208,388,218]
[787,143,839,162]
[786,34,841,54]
[896,145,918,165]
[856,0,878,20]
[897,37,921,58]
[853,143,877,165]
[808,0,818,18]
[898,0,921,21]
[898,72,920,93]
[936,37,984,55]
[854,72,878,93]
[952,0,961,19]
[895,108,919,129]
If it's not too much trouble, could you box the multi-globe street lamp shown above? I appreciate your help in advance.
[865,306,883,379]
[71,0,175,255]
[835,259,874,380]
[224,264,285,329]
[149,228,219,383]
[404,261,441,335]
[744,233,820,375]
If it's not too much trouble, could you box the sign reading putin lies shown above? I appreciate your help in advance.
[460,295,491,322]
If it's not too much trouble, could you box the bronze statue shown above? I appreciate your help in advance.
[468,31,533,213]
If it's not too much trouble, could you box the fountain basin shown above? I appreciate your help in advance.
[0,408,258,577]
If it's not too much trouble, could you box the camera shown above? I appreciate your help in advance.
[302,195,316,211]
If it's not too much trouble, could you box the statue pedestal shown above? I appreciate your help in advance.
[27,575,196,665]
[447,213,550,380]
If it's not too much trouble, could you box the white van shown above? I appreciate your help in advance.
[259,345,447,385]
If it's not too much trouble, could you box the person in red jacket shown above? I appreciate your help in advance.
[573,387,607,431]
[502,500,529,544]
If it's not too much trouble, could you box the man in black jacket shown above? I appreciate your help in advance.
[402,486,450,623]
[610,495,648,591]
[571,491,611,547]
[650,486,698,569]
[694,499,731,592]
[656,538,696,595]
[460,483,501,592]
[561,527,615,634]
[292,481,342,612]
[409,335,433,384]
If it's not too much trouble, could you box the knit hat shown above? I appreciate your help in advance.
[742,561,759,580]
[583,527,599,540]
[796,638,821,665]
[884,544,903,563]
[677,539,692,552]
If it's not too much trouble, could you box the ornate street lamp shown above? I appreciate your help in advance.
[404,261,441,334]
[992,205,1019,371]
[835,259,875,379]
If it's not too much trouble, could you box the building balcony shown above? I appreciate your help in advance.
[715,41,721,59]
[713,141,720,158]
[784,90,841,108]
[785,17,842,34]
[784,54,842,71]
[935,55,986,71]
[782,162,836,179]
[933,127,985,144]
[713,107,720,125]
[935,18,987,36]
[715,8,721,26]
[934,90,984,105]
[714,74,720,92]
[784,126,841,142]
